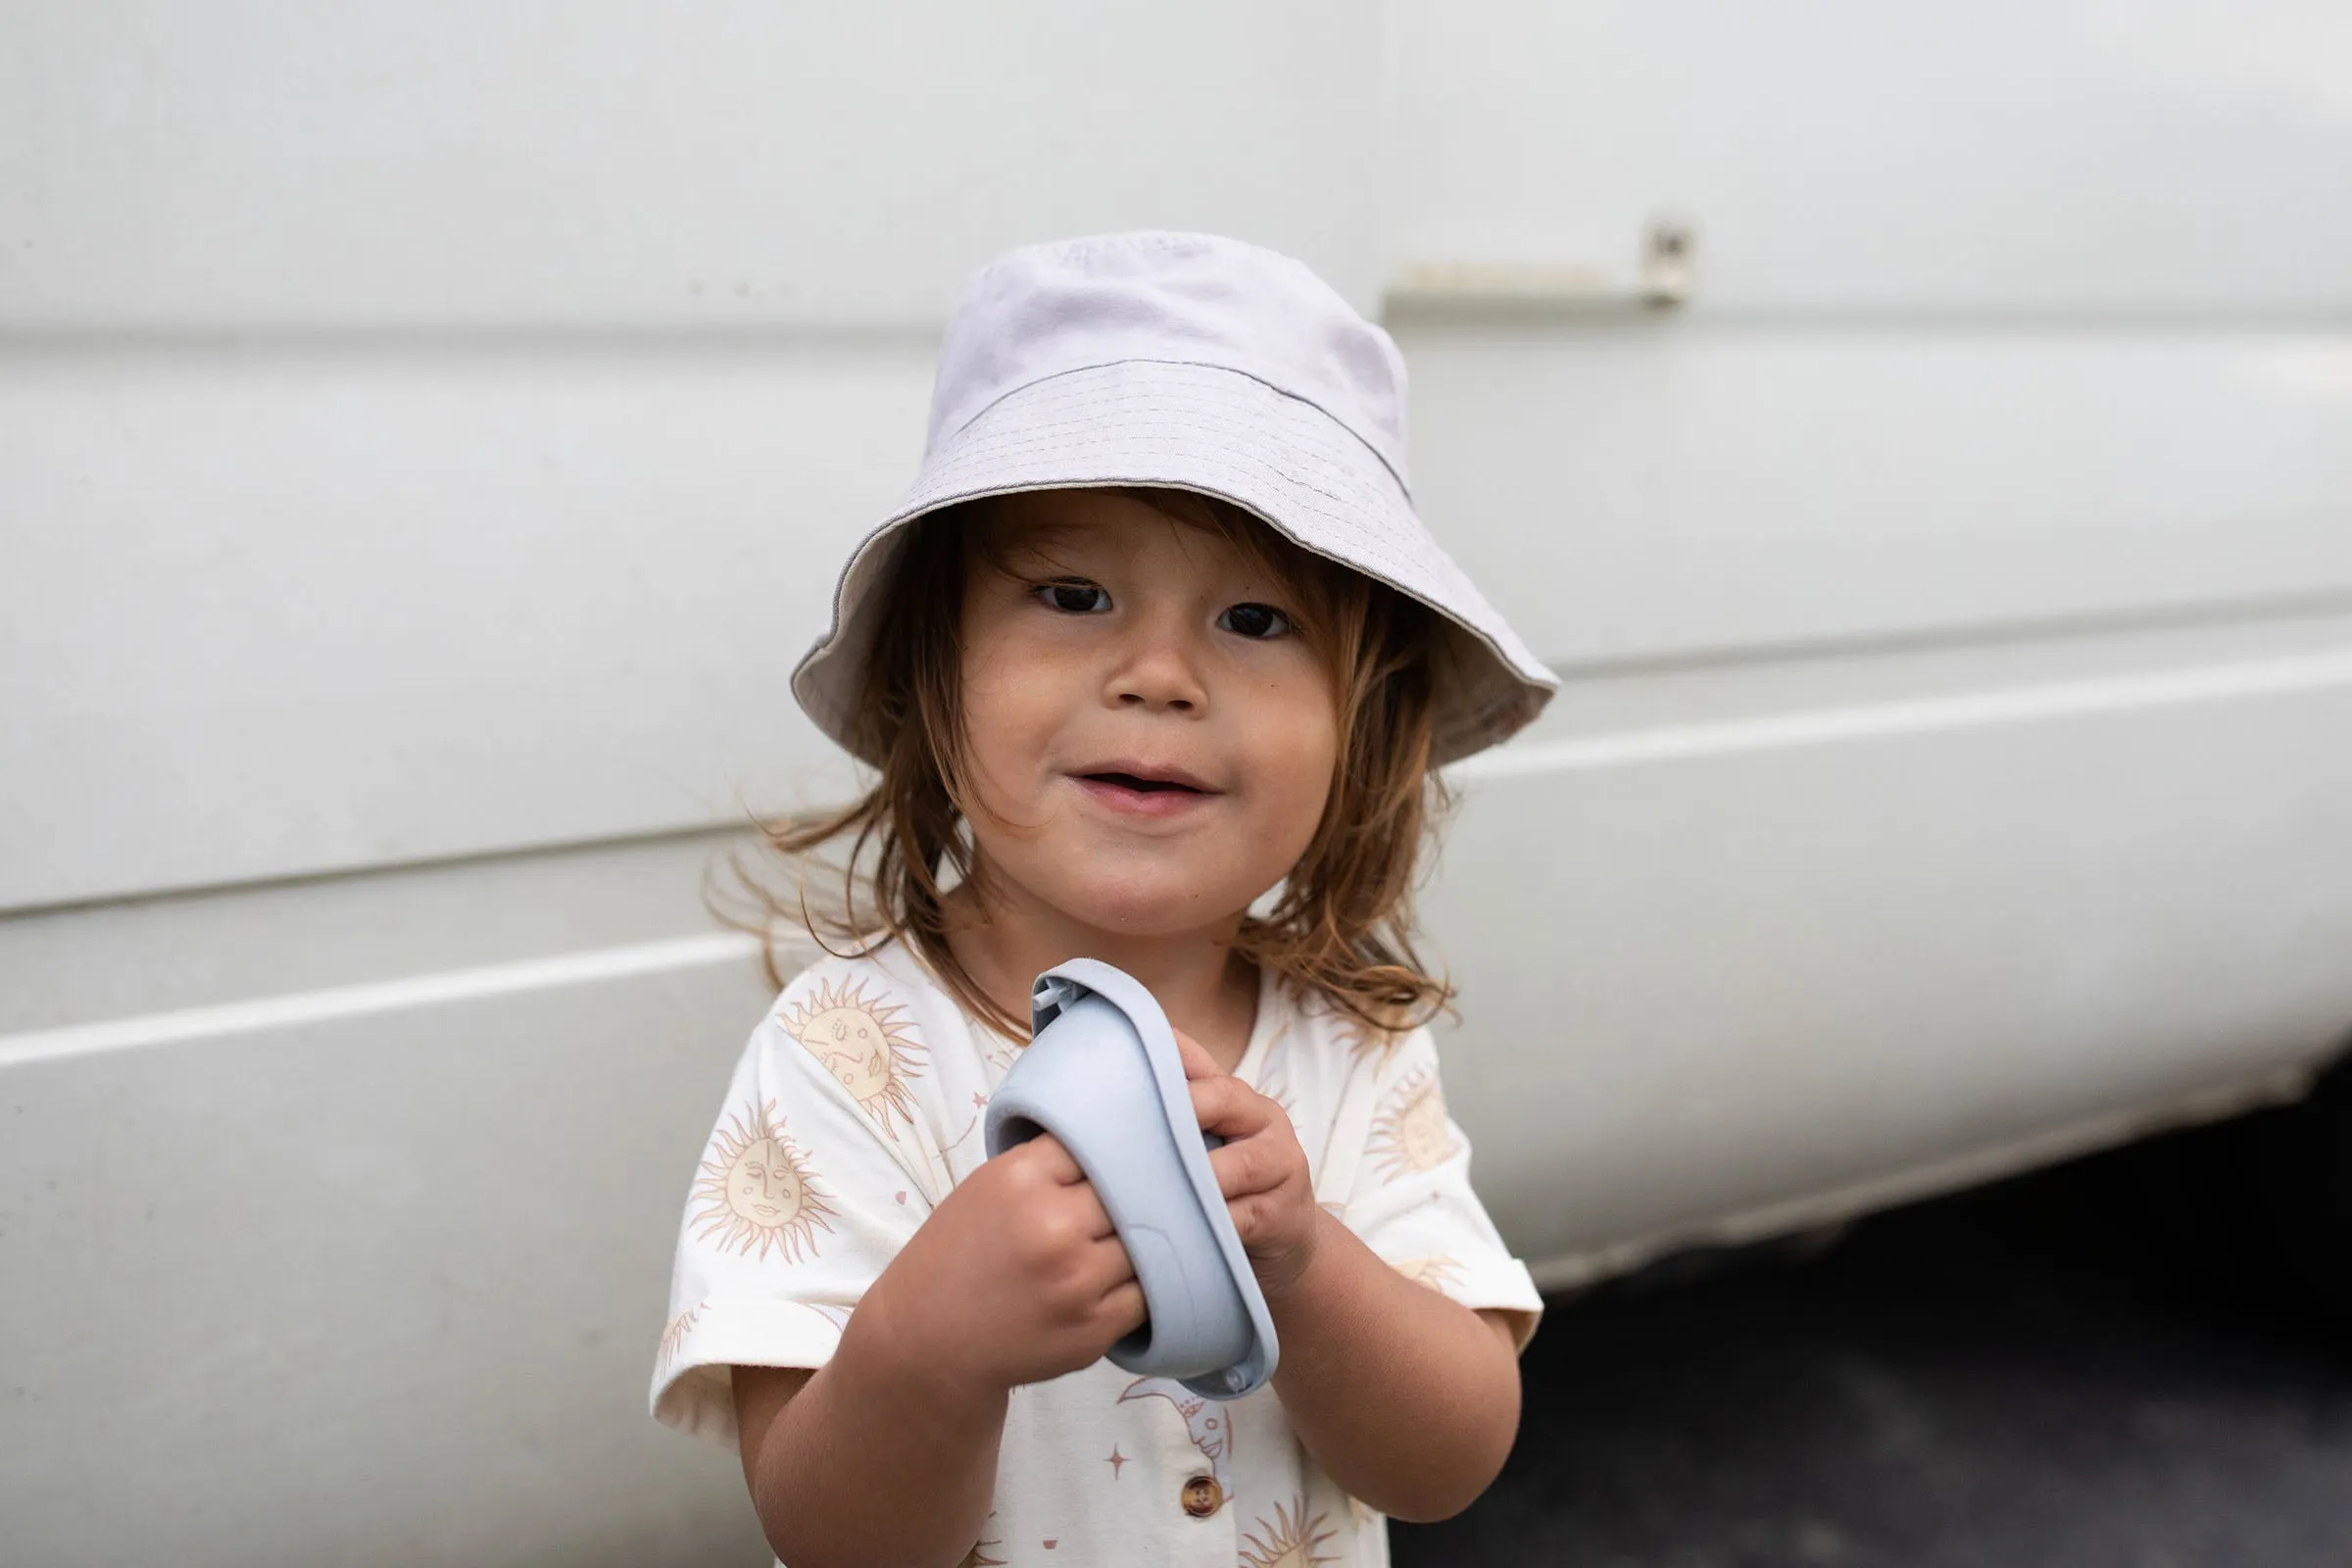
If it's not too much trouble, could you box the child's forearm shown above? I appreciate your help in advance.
[742,1302,1008,1568]
[1266,1209,1523,1522]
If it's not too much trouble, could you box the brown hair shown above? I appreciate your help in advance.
[719,487,1456,1041]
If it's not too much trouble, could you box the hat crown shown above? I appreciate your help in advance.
[927,231,1411,492]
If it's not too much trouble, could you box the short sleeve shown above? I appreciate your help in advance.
[648,962,938,1446]
[1339,1026,1544,1353]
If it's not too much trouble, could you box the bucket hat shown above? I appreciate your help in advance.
[791,230,1556,765]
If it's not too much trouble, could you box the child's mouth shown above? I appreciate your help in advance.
[1073,771,1216,816]
[1085,772,1200,794]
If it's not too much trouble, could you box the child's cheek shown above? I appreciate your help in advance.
[1255,697,1342,857]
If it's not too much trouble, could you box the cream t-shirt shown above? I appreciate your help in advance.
[650,940,1544,1566]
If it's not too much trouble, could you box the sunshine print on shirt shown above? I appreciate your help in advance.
[692,1101,837,1262]
[780,976,927,1139]
[1240,1496,1342,1566]
[1367,1063,1459,1180]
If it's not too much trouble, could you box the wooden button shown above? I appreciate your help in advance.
[1180,1474,1223,1517]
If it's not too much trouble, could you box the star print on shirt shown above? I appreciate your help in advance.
[1106,1445,1128,1479]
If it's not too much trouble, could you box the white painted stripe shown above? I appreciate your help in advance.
[1453,647,2352,784]
[0,930,764,1070]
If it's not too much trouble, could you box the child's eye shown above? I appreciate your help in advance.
[1217,602,1292,640]
[1036,582,1111,614]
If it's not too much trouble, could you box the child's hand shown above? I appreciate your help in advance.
[1172,1028,1323,1302]
[860,1133,1145,1396]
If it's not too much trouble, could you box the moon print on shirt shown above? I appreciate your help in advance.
[1367,1064,1459,1180]
[956,1529,1007,1568]
[780,977,925,1139]
[692,1101,837,1262]
[1239,1496,1340,1567]
[1118,1376,1232,1505]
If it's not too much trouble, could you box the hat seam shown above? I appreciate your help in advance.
[928,380,1410,556]
[935,357,1412,500]
[947,365,1390,478]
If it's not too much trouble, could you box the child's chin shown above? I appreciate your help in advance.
[1062,878,1238,938]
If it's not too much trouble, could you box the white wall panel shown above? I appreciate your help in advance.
[1427,650,2352,1278]
[1,344,906,910]
[0,1,1386,327]
[1388,0,2352,312]
[0,951,779,1568]
[1396,321,2352,666]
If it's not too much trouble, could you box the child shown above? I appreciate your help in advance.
[651,231,1558,1567]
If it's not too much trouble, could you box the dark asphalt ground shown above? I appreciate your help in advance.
[1393,1093,2352,1568]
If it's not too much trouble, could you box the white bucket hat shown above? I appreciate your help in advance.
[791,230,1556,765]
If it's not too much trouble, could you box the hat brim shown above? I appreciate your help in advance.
[793,359,1555,768]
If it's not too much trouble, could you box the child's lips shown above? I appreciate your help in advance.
[1071,772,1220,818]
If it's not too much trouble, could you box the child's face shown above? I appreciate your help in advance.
[956,490,1341,939]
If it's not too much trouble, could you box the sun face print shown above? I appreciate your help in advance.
[1238,1497,1340,1568]
[1390,1255,1465,1295]
[1367,1064,1459,1181]
[692,1101,837,1262]
[780,977,925,1140]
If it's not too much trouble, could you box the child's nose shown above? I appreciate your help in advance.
[1109,620,1209,713]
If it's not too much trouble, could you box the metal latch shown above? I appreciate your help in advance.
[1386,219,1696,313]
